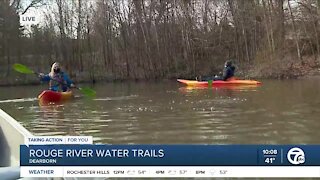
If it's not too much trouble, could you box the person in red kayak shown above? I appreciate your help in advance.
[198,60,236,81]
[39,62,75,92]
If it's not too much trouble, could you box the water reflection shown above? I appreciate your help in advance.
[178,85,260,94]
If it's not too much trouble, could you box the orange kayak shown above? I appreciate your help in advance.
[38,90,73,105]
[177,78,261,86]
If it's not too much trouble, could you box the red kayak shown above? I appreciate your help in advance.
[38,90,73,105]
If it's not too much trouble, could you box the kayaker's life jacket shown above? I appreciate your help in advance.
[49,72,67,92]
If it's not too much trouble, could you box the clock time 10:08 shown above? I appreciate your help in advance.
[263,149,278,155]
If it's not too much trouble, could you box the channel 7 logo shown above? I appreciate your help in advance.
[287,147,305,165]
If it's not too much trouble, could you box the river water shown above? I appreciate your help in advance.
[0,79,319,144]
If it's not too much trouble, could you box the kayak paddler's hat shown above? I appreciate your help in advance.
[224,60,233,68]
[50,62,61,77]
[52,62,61,73]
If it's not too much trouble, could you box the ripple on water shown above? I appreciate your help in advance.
[0,98,37,103]
[83,129,101,133]
[36,131,65,136]
[281,111,300,116]
[94,95,138,101]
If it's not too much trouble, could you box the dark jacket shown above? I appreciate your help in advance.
[222,65,235,80]
[208,64,235,81]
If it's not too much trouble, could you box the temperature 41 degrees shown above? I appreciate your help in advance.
[265,157,276,164]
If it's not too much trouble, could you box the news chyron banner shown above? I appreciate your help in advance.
[21,137,320,177]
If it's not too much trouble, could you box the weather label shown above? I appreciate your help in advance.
[259,148,282,165]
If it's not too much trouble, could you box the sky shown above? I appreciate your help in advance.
[19,0,97,27]
[19,0,47,26]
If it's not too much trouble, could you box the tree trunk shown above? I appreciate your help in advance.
[287,0,302,62]
[77,0,83,72]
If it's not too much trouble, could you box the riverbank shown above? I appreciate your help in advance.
[247,56,320,79]
[1,59,320,87]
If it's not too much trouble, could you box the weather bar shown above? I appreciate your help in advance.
[20,166,320,178]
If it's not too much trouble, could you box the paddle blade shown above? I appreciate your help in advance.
[13,63,34,74]
[78,87,96,97]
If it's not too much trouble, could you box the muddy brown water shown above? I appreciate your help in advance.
[0,79,319,144]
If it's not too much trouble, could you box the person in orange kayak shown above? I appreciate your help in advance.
[39,62,75,92]
[215,60,236,81]
[198,60,236,81]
